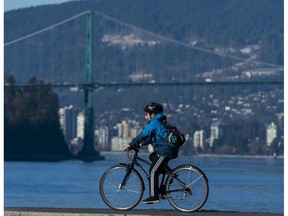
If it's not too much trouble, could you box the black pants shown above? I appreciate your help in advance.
[149,152,171,197]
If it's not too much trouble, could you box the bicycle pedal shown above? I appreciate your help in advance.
[160,195,170,199]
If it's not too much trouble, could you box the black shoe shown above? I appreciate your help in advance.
[142,196,160,204]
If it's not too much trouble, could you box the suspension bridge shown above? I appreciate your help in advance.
[4,10,284,161]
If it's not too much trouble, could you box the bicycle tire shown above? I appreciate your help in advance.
[99,164,144,210]
[165,164,209,212]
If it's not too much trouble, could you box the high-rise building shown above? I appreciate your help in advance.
[116,123,124,138]
[111,137,131,151]
[193,130,206,149]
[266,122,277,146]
[111,120,142,151]
[77,112,85,139]
[209,122,228,147]
[277,113,284,134]
[96,126,109,150]
[59,105,79,143]
[130,126,142,138]
[122,120,130,138]
[210,122,219,147]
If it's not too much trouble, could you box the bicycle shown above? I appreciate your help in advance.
[99,148,209,212]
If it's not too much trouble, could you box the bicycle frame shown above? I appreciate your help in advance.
[120,150,186,192]
[128,151,151,176]
[119,150,151,188]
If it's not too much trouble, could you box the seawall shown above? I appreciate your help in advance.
[4,208,283,216]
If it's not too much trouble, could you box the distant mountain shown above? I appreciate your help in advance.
[4,0,283,66]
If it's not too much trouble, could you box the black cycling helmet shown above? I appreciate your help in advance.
[144,102,163,114]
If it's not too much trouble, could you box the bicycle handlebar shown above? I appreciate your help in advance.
[124,144,139,152]
[125,146,139,161]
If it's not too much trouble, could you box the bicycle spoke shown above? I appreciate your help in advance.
[127,189,141,194]
[104,190,121,198]
[188,174,204,187]
[104,180,120,188]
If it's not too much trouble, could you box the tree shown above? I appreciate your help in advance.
[4,76,72,161]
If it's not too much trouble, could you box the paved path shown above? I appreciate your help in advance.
[4,208,283,216]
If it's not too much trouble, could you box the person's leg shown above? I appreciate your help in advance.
[150,156,165,197]
[143,156,168,203]
[149,152,171,174]
[148,152,159,196]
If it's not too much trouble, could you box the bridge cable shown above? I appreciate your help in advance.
[4,10,89,46]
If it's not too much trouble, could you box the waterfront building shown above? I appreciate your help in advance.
[209,122,228,147]
[210,122,219,147]
[266,122,277,146]
[59,105,79,143]
[77,111,85,139]
[96,126,109,150]
[111,120,142,151]
[193,130,206,149]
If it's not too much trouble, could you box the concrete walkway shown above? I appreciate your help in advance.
[4,208,283,216]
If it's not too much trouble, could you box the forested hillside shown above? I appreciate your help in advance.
[5,0,283,65]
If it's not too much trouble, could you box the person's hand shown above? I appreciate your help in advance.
[124,145,133,151]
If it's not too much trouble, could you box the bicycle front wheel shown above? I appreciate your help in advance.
[99,164,144,210]
[166,165,209,212]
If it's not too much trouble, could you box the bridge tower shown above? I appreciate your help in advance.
[78,10,104,161]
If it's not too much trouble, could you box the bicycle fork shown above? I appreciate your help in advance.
[119,164,133,189]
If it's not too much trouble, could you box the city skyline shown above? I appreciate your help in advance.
[59,105,283,155]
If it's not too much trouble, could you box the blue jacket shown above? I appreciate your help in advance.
[129,113,179,159]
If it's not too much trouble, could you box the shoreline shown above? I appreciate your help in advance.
[3,151,284,162]
[195,153,283,159]
[100,151,284,159]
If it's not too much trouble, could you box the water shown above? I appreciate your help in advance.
[4,153,284,213]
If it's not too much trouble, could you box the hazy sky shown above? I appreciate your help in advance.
[4,0,76,11]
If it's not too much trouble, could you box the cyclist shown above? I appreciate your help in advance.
[125,102,179,204]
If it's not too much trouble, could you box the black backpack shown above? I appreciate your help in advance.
[157,120,186,148]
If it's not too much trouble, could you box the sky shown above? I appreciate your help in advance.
[4,0,75,11]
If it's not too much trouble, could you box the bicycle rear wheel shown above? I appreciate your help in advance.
[99,164,144,210]
[166,165,209,212]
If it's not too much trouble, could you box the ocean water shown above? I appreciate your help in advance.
[4,153,284,213]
